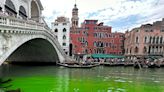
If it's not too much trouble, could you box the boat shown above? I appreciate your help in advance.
[57,63,100,68]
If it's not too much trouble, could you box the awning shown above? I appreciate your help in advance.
[146,55,162,59]
[91,54,110,58]
[91,54,125,59]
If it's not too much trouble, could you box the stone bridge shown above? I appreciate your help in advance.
[0,15,70,65]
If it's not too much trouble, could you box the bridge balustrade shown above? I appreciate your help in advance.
[0,14,71,64]
[0,15,44,31]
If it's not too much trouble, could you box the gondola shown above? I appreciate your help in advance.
[57,62,100,68]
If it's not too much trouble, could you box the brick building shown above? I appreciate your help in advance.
[70,20,124,56]
[70,4,124,57]
[125,18,164,59]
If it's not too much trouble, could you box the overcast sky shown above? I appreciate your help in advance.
[40,0,164,32]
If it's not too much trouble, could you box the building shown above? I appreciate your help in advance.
[51,16,71,55]
[70,20,124,56]
[71,3,79,28]
[70,4,124,57]
[0,0,43,23]
[125,18,164,59]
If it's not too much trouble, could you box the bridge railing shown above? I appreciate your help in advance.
[0,15,45,31]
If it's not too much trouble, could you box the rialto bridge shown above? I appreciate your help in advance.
[0,0,70,65]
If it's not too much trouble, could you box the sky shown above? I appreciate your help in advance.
[40,0,164,32]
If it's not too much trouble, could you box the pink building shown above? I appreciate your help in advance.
[125,18,164,59]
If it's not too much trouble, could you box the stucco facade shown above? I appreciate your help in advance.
[125,18,164,58]
[70,20,124,55]
[51,17,71,55]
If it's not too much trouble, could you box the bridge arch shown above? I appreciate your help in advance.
[0,33,66,65]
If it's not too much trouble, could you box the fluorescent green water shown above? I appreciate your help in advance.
[1,65,164,92]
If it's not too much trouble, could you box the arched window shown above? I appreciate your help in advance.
[5,0,17,17]
[55,29,58,32]
[19,6,27,19]
[144,37,147,43]
[135,47,139,53]
[136,37,139,43]
[149,36,152,43]
[126,48,128,53]
[63,28,66,32]
[153,37,155,43]
[63,35,66,39]
[94,41,97,47]
[31,1,39,22]
[85,41,88,46]
[156,36,159,44]
[0,7,2,11]
[143,47,147,53]
[160,37,163,44]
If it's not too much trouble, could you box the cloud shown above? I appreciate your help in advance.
[40,0,164,32]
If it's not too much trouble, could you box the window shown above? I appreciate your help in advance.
[85,27,89,30]
[149,36,152,43]
[63,23,67,25]
[55,29,58,32]
[63,28,66,32]
[126,48,128,53]
[145,30,153,32]
[160,37,163,44]
[19,6,27,19]
[153,37,155,43]
[54,23,58,26]
[160,30,164,32]
[145,30,148,32]
[120,35,123,38]
[63,35,66,39]
[62,43,66,46]
[85,21,90,24]
[144,37,147,43]
[94,42,97,47]
[143,47,147,53]
[5,0,17,17]
[135,47,139,53]
[156,37,159,44]
[85,41,88,46]
[136,37,139,43]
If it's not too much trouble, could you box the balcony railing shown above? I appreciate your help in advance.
[0,14,45,31]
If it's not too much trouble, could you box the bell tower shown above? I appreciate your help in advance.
[71,1,79,28]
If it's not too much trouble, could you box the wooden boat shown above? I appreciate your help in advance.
[57,63,100,68]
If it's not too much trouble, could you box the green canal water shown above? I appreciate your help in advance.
[1,65,164,92]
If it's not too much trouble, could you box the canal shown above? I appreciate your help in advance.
[0,65,164,92]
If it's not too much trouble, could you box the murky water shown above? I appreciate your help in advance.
[1,65,164,92]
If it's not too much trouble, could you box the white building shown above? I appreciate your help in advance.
[0,0,43,23]
[51,17,71,55]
